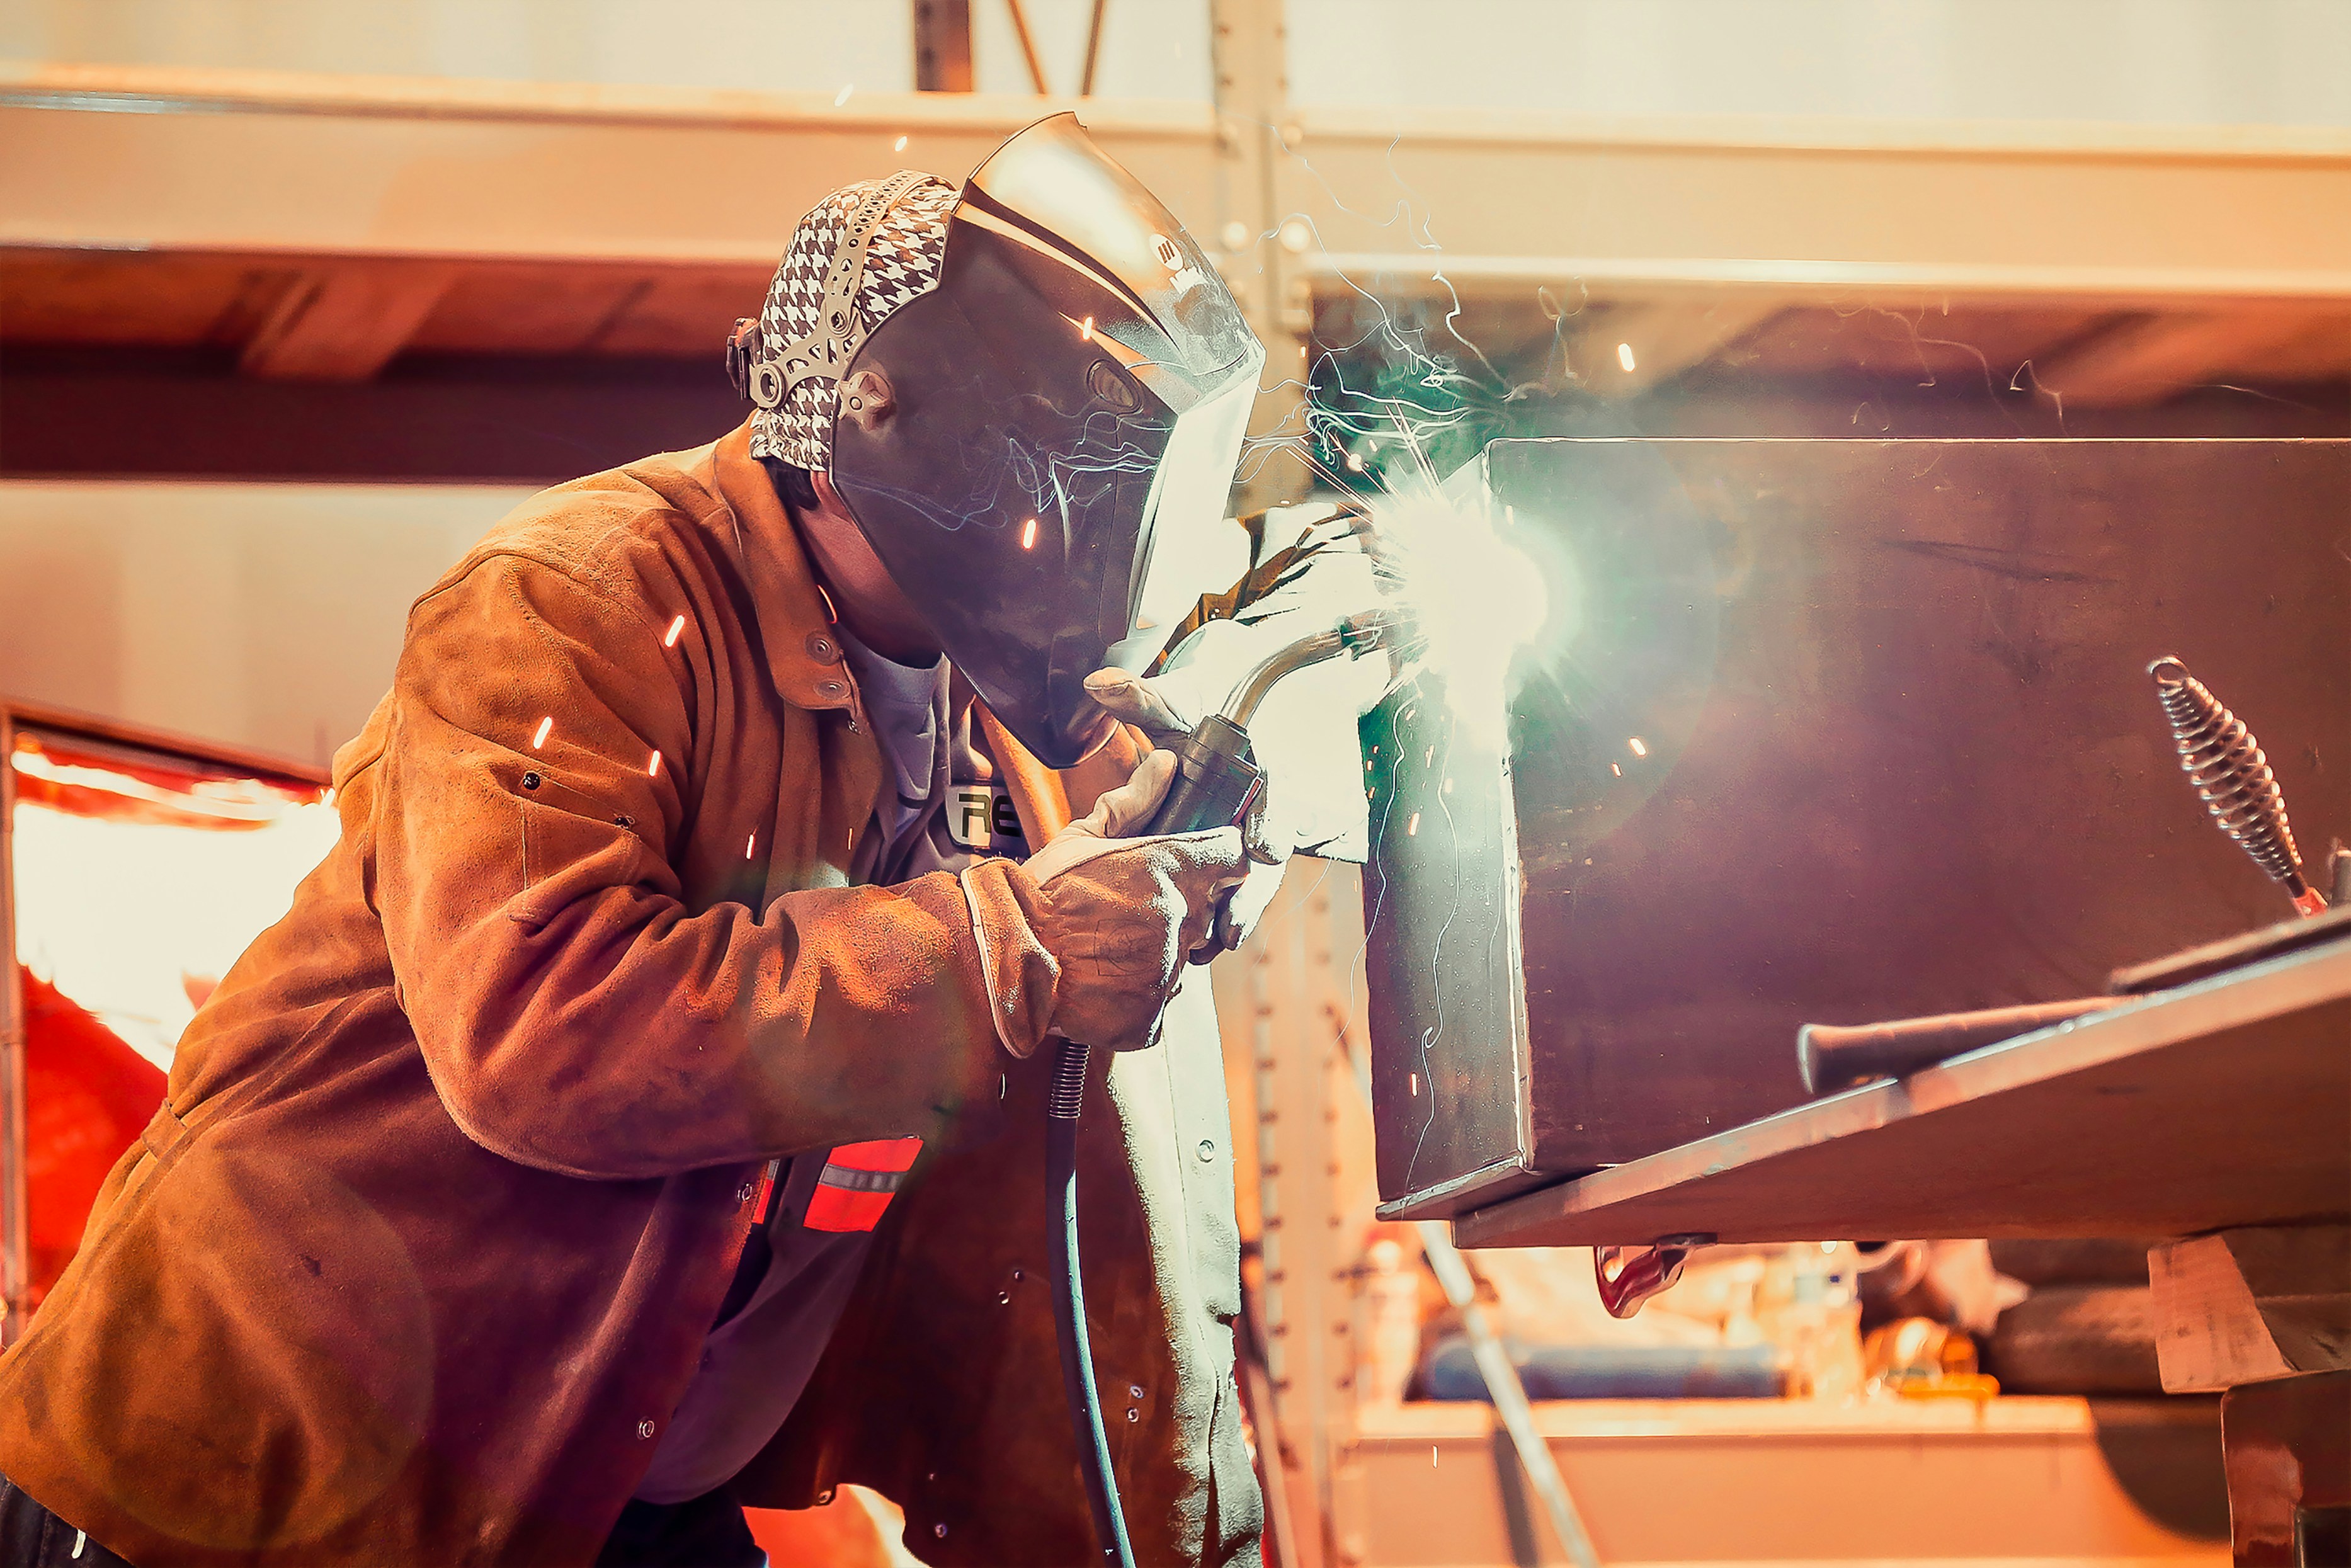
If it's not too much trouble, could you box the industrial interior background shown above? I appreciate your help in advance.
[2,1,2348,1564]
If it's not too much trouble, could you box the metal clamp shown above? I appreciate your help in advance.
[1594,1234,1714,1319]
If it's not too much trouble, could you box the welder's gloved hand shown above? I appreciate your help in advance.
[1081,661,1287,953]
[1022,751,1248,1051]
[1084,632,1389,951]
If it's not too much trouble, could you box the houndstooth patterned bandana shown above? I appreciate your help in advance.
[746,171,958,470]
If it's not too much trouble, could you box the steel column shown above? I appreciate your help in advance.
[1209,0,1312,515]
[0,712,27,1346]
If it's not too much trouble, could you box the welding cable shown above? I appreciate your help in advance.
[1045,1038,1136,1568]
[1049,606,1421,1568]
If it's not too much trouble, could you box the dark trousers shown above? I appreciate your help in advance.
[0,1478,134,1568]
[595,1487,766,1568]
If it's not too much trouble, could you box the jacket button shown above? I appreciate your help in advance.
[636,1419,656,1440]
[817,679,846,698]
[736,1181,756,1203]
[1197,1139,1216,1162]
[805,633,841,663]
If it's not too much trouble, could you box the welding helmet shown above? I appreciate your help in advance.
[732,114,1265,767]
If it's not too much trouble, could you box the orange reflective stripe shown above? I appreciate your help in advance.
[824,1137,923,1173]
[802,1137,924,1234]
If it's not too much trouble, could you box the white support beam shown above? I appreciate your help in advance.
[9,66,2348,312]
[0,65,1222,265]
[1280,108,2351,305]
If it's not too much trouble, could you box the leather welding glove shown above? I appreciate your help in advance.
[1079,659,1288,955]
[1017,749,1247,1051]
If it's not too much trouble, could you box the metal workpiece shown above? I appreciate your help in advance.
[1363,437,2351,1216]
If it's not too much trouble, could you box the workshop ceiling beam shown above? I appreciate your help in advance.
[2030,308,2351,408]
[239,263,457,380]
[11,65,2348,305]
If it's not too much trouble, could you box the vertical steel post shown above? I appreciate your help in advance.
[1209,0,1312,518]
[913,0,976,92]
[1226,860,1373,1565]
[0,712,29,1345]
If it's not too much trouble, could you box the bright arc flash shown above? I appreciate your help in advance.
[1369,473,1551,748]
[1617,342,1637,372]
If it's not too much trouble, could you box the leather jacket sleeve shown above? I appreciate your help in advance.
[365,553,1056,1179]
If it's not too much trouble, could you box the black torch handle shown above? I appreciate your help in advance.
[1144,712,1263,837]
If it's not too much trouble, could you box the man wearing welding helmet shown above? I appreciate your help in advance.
[0,117,1352,1567]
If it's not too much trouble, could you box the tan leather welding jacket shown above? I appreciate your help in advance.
[0,423,1261,1567]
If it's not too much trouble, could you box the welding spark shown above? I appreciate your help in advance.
[746,832,756,858]
[664,615,686,649]
[532,717,552,750]
[1079,315,1095,341]
[647,750,663,778]
[894,135,908,152]
[834,83,854,106]
[1338,425,1551,749]
[1020,518,1039,550]
[1616,342,1637,373]
[1628,736,1648,757]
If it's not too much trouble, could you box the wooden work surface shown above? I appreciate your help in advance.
[1455,936,2351,1250]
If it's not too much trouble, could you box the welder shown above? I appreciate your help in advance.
[0,116,1345,1567]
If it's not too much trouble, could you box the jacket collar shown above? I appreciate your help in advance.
[699,421,857,716]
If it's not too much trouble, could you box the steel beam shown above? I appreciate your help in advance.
[0,65,1219,265]
[7,67,2347,308]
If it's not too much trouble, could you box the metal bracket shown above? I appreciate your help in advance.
[1594,1234,1716,1320]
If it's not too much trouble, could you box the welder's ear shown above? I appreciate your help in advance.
[809,469,853,519]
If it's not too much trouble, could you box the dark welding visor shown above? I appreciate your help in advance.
[828,113,1264,768]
